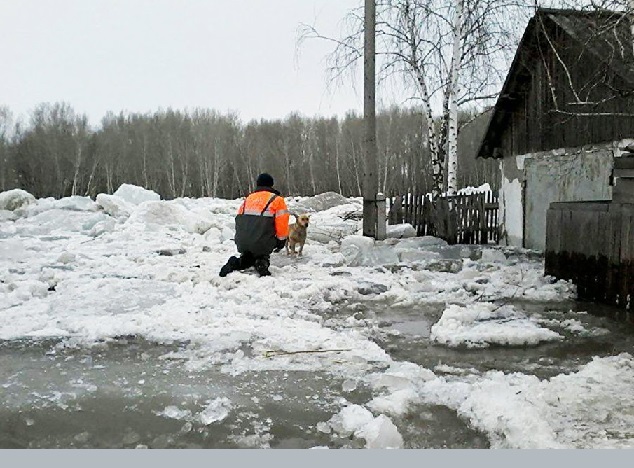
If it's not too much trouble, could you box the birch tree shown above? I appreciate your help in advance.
[300,0,530,197]
[0,107,13,191]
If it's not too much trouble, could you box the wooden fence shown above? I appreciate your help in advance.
[545,201,634,312]
[388,191,500,245]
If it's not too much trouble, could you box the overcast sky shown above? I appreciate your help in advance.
[1,0,366,127]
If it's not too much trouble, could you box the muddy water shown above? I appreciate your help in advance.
[1,299,632,449]
[364,299,634,380]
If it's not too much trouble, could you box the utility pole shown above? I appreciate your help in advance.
[363,0,379,238]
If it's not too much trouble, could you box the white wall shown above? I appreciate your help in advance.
[498,141,631,250]
[499,172,523,247]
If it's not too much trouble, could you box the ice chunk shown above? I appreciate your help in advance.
[327,405,404,449]
[54,196,99,212]
[424,258,463,273]
[57,252,76,264]
[367,388,420,415]
[13,209,110,236]
[288,192,349,213]
[316,422,331,433]
[398,250,441,263]
[159,405,192,420]
[0,209,16,221]
[87,217,116,237]
[342,379,357,392]
[341,236,400,266]
[356,414,404,449]
[431,303,563,348]
[96,193,133,219]
[0,189,36,211]
[328,404,374,437]
[386,223,416,239]
[198,397,232,425]
[113,184,161,205]
[480,248,508,263]
[341,235,374,265]
[399,236,448,248]
[125,201,213,234]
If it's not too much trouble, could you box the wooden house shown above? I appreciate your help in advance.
[477,8,634,250]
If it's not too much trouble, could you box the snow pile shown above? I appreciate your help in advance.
[287,191,350,213]
[458,183,492,195]
[0,188,36,211]
[95,184,161,220]
[125,200,213,234]
[454,353,634,448]
[14,195,100,218]
[305,202,362,244]
[430,303,563,348]
[0,210,16,222]
[54,195,100,212]
[362,355,634,448]
[455,371,564,448]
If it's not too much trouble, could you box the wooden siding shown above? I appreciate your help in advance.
[481,12,634,159]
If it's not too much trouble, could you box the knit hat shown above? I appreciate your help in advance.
[256,173,274,187]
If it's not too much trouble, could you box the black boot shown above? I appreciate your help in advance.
[254,257,271,277]
[219,256,240,277]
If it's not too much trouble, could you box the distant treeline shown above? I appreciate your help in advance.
[0,103,498,200]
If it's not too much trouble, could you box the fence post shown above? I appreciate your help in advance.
[395,195,403,224]
[376,193,387,240]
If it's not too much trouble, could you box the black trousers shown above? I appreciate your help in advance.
[235,252,270,271]
[221,251,270,277]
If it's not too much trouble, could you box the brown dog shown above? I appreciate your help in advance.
[287,214,310,256]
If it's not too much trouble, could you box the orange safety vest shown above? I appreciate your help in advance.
[234,189,289,256]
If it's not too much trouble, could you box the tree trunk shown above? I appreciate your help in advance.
[167,136,176,198]
[335,133,342,194]
[71,144,82,196]
[445,0,464,197]
[629,0,634,57]
[142,135,149,189]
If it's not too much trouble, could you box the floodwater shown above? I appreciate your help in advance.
[1,298,633,449]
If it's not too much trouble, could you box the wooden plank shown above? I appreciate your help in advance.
[623,212,634,310]
[412,190,418,233]
[417,193,423,235]
[614,157,634,170]
[544,206,560,277]
[479,193,487,244]
[404,189,410,225]
[550,201,610,211]
[619,213,632,308]
[613,168,634,178]
[606,206,622,305]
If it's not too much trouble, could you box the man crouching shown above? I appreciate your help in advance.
[219,173,289,277]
